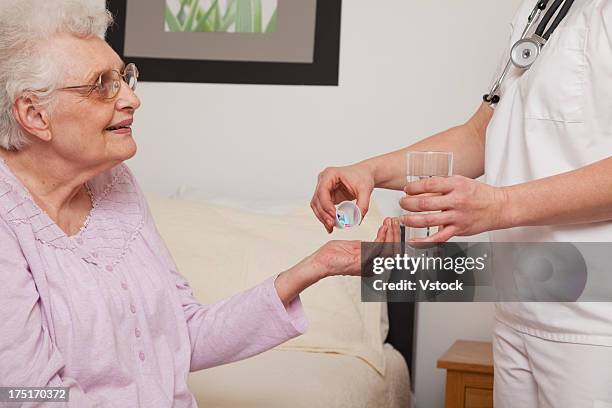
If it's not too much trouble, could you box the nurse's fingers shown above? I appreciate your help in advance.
[409,225,457,244]
[314,176,339,222]
[310,199,324,226]
[399,195,452,212]
[311,175,337,228]
[399,211,455,228]
[310,199,333,233]
[404,176,455,195]
[355,190,371,221]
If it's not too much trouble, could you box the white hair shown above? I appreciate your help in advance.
[0,0,113,150]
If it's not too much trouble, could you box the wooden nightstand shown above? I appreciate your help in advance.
[437,340,493,408]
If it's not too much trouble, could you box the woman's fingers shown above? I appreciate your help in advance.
[391,218,402,255]
[392,218,401,241]
[384,218,394,242]
[381,218,400,256]
[375,223,387,242]
[380,218,399,243]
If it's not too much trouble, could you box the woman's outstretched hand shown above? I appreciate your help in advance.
[274,217,399,307]
[306,218,393,278]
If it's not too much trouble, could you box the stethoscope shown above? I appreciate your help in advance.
[484,0,575,104]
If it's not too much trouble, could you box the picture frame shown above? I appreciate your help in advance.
[106,0,342,85]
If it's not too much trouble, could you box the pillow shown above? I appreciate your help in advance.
[146,194,389,375]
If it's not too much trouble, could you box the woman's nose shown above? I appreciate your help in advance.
[116,81,141,111]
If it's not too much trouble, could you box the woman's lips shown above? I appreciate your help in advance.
[106,127,132,135]
[105,118,134,134]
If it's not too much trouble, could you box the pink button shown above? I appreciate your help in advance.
[105,265,113,272]
[130,304,136,314]
[139,351,145,361]
[92,252,98,259]
[135,328,141,338]
[121,282,128,290]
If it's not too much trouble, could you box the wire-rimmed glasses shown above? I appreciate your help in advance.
[58,63,139,100]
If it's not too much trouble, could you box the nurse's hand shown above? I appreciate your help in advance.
[311,163,375,233]
[399,175,508,242]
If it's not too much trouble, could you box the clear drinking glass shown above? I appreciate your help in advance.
[403,151,453,241]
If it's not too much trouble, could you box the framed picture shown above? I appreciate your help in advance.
[106,0,342,85]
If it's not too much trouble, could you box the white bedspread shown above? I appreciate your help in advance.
[188,344,411,408]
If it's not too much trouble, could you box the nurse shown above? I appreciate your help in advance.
[310,0,612,406]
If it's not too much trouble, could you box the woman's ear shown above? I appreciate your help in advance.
[12,95,52,142]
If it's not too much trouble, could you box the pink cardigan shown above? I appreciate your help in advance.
[0,160,307,407]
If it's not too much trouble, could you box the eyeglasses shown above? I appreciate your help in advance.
[58,63,139,100]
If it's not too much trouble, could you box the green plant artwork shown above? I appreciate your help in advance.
[165,0,278,33]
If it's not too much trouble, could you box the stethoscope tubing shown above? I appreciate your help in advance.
[484,0,574,104]
[536,0,575,40]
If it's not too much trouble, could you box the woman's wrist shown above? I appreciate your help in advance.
[274,256,327,307]
[300,254,330,282]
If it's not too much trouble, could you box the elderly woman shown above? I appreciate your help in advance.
[0,1,394,407]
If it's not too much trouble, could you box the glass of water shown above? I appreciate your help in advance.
[403,151,453,241]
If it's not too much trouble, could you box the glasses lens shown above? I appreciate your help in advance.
[125,64,138,91]
[100,70,121,99]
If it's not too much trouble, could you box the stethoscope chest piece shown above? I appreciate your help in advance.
[510,36,544,69]
[484,0,576,105]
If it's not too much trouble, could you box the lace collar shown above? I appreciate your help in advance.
[0,159,144,269]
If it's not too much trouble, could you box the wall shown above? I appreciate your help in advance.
[120,0,523,406]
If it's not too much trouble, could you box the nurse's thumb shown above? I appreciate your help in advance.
[356,193,370,223]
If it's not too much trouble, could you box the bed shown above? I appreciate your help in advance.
[147,194,415,408]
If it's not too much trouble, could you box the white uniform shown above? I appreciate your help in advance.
[485,0,612,406]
